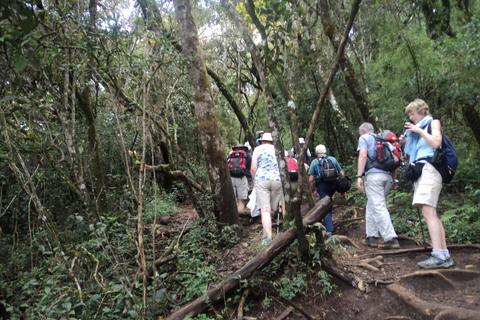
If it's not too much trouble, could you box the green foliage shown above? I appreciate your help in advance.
[262,294,273,309]
[317,270,335,297]
[143,191,178,224]
[219,224,240,248]
[276,273,307,300]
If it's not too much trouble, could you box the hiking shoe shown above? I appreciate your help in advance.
[418,254,455,269]
[378,238,400,250]
[362,237,379,247]
[326,232,332,238]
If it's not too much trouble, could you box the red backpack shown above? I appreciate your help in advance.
[366,130,403,172]
[286,157,299,181]
[228,150,247,177]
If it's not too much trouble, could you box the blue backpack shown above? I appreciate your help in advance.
[427,124,458,184]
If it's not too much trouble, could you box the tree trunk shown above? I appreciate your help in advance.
[173,0,241,230]
[77,87,106,213]
[420,0,455,39]
[318,0,378,128]
[207,68,257,147]
[461,102,480,147]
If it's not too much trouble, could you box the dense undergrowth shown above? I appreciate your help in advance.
[1,157,480,319]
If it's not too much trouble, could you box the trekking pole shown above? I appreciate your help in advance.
[277,202,281,235]
[416,207,428,248]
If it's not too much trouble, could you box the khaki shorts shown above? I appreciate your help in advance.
[413,163,442,208]
[231,176,248,200]
[255,180,283,211]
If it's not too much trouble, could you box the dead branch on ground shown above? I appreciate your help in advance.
[165,197,332,320]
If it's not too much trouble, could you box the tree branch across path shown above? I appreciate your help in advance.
[165,197,333,320]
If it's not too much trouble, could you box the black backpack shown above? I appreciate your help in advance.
[228,150,247,177]
[336,175,352,193]
[315,156,338,185]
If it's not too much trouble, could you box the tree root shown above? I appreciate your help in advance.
[386,283,480,320]
[355,255,385,272]
[275,306,294,320]
[283,299,315,320]
[357,243,480,259]
[322,259,358,288]
[399,270,455,290]
[236,288,250,320]
[327,235,359,249]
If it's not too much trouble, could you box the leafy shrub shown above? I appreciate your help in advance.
[276,273,307,300]
[143,191,178,225]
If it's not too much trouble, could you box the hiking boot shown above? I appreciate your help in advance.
[418,254,455,269]
[326,232,332,238]
[362,237,379,247]
[378,238,400,250]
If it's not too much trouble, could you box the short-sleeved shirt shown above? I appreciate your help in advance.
[252,144,281,182]
[357,133,390,176]
[308,155,342,176]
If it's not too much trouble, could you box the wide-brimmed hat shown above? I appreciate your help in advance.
[233,143,249,151]
[259,132,273,142]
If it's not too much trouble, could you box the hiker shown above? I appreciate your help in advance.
[255,130,264,146]
[285,150,299,194]
[308,144,344,238]
[399,99,454,269]
[356,122,400,249]
[227,144,252,212]
[292,137,312,164]
[250,132,283,244]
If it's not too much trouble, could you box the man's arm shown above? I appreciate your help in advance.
[309,175,315,190]
[356,148,368,192]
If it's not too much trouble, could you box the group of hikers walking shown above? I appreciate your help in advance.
[227,99,455,269]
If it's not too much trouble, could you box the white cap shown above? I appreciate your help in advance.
[299,137,305,144]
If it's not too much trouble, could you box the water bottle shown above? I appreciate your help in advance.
[376,141,383,160]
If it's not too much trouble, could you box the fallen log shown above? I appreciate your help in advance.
[165,197,333,320]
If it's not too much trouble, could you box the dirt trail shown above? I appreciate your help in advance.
[168,196,480,320]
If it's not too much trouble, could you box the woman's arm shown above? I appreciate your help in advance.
[404,119,442,149]
[250,149,259,178]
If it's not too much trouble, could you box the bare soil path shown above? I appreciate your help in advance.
[165,195,480,320]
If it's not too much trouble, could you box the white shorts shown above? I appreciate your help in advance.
[231,176,248,200]
[413,163,442,208]
[255,180,283,211]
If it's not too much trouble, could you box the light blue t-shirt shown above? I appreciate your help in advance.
[357,133,390,176]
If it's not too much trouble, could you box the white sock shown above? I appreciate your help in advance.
[432,249,446,260]
[442,249,450,258]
